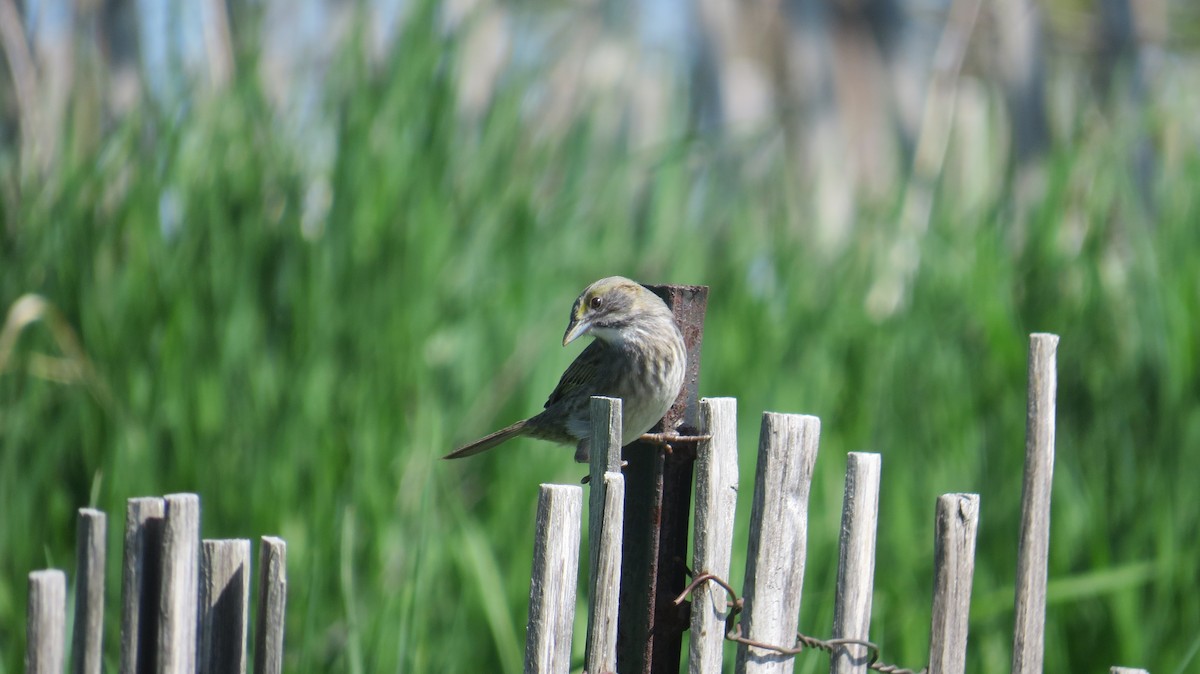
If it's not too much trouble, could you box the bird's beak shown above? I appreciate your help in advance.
[562,317,591,346]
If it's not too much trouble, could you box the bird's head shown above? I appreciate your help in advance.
[562,276,672,347]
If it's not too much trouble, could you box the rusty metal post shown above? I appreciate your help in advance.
[617,283,707,674]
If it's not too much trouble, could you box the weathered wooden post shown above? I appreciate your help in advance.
[199,539,251,674]
[73,508,107,674]
[26,570,67,674]
[618,283,708,674]
[736,413,821,674]
[830,452,882,674]
[586,396,626,674]
[121,497,165,674]
[689,397,739,674]
[525,484,583,674]
[1011,333,1058,674]
[254,536,288,674]
[928,493,980,674]
[159,493,201,674]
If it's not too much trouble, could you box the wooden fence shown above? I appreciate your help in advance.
[22,494,286,674]
[19,333,1152,673]
[523,333,1153,674]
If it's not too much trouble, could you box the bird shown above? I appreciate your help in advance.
[445,276,689,463]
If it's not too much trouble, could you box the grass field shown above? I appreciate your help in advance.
[2,15,1199,674]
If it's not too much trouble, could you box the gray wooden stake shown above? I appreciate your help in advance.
[26,570,67,674]
[590,396,624,477]
[585,472,625,674]
[586,396,624,673]
[524,484,583,674]
[1011,333,1059,674]
[254,536,287,674]
[199,539,252,674]
[159,493,201,674]
[1109,668,1150,674]
[72,508,107,674]
[928,493,980,674]
[736,413,821,674]
[689,397,738,674]
[830,452,882,674]
[121,497,166,674]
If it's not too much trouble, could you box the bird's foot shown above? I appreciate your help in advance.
[638,432,712,454]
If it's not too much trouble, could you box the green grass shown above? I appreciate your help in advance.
[3,15,1200,674]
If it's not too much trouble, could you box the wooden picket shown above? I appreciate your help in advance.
[689,397,738,674]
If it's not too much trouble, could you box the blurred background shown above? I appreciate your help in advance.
[2,0,1199,671]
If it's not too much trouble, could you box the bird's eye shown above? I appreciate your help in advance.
[589,296,603,310]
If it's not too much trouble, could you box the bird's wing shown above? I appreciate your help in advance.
[543,339,607,408]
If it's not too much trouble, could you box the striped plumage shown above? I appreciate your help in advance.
[445,276,686,463]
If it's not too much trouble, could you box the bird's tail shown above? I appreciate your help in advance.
[444,419,529,459]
